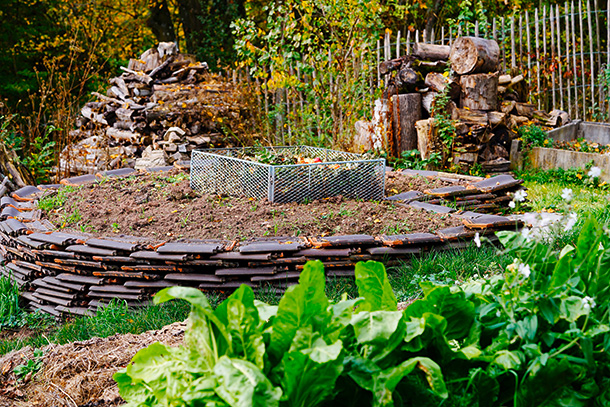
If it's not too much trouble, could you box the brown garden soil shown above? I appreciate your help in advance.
[42,170,460,241]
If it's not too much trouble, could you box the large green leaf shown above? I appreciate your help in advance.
[350,310,407,363]
[373,357,447,406]
[354,261,397,312]
[549,245,575,290]
[214,285,266,369]
[573,216,604,288]
[154,286,230,368]
[405,285,475,340]
[114,342,196,406]
[279,340,344,407]
[213,356,281,407]
[269,260,330,359]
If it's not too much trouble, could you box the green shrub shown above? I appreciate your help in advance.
[518,124,550,148]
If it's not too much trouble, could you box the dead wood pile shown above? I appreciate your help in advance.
[380,37,569,173]
[61,42,257,175]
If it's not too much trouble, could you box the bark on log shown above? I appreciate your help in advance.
[449,37,500,75]
[413,43,451,61]
[415,119,434,159]
[379,57,407,75]
[0,142,35,188]
[459,72,499,111]
[455,108,489,125]
[515,103,536,118]
[397,66,419,87]
[488,111,507,127]
[391,93,422,155]
[424,72,460,99]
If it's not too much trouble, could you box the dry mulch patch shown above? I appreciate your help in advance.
[42,170,461,240]
[0,322,186,407]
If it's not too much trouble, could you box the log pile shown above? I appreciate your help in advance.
[379,37,569,173]
[61,42,256,175]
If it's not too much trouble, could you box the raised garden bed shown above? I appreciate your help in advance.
[0,168,524,318]
[511,121,610,181]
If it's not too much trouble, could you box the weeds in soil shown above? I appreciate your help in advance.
[13,349,44,379]
[37,186,79,211]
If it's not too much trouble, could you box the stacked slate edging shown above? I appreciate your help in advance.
[0,168,525,317]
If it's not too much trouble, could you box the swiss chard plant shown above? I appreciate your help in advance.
[116,216,610,406]
[115,260,447,407]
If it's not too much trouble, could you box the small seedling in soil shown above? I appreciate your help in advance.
[112,223,120,233]
[13,349,44,380]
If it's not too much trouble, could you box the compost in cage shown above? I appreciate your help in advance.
[190,146,386,203]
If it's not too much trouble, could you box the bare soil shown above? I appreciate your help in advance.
[42,170,460,240]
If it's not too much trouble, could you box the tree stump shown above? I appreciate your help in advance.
[449,37,500,75]
[391,93,422,155]
[460,73,499,111]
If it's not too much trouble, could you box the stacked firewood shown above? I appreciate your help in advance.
[61,42,255,175]
[380,37,569,173]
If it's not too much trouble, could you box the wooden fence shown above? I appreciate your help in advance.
[233,0,610,145]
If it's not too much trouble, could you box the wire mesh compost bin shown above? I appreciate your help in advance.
[190,146,386,203]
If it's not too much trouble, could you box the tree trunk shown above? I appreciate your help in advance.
[392,94,422,155]
[147,0,176,43]
[449,37,500,75]
[460,73,499,111]
[413,43,451,61]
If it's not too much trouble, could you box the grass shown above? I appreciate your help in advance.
[523,180,610,214]
[0,299,190,355]
[0,274,22,327]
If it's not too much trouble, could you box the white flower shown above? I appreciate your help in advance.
[561,188,573,202]
[582,296,596,310]
[517,263,531,278]
[521,227,532,242]
[588,166,602,179]
[509,201,516,209]
[495,310,502,318]
[514,190,528,202]
[474,232,481,248]
[564,212,578,231]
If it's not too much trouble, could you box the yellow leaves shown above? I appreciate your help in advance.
[158,100,164,105]
[181,103,187,108]
[442,71,449,77]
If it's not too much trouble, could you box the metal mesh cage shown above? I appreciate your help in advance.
[190,146,386,203]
